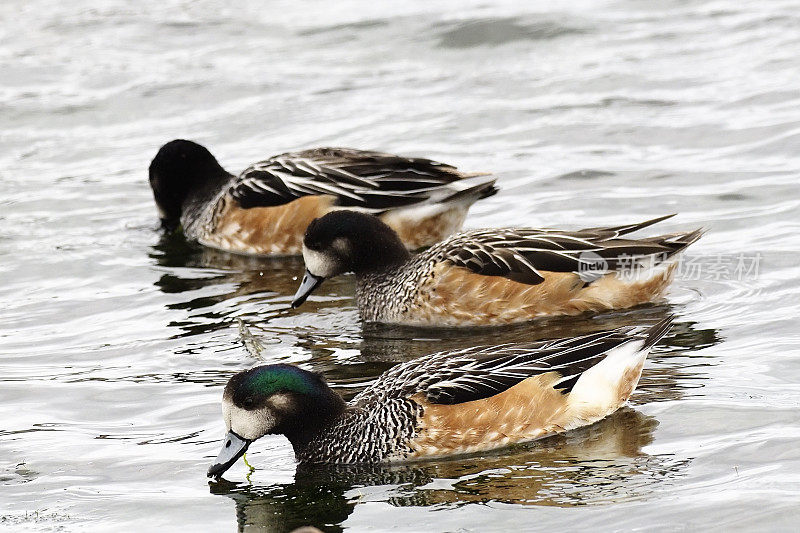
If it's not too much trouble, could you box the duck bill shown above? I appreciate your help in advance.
[207,431,251,479]
[291,270,325,308]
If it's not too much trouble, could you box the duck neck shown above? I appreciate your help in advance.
[282,389,348,455]
[184,169,234,211]
[350,232,412,277]
[179,169,234,233]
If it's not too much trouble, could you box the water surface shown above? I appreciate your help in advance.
[2,0,800,531]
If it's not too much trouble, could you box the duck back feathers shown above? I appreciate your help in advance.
[299,319,671,463]
[232,147,496,210]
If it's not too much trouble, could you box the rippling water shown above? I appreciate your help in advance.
[2,0,800,531]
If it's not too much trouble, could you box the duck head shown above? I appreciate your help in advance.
[148,139,231,231]
[291,211,411,308]
[208,364,345,478]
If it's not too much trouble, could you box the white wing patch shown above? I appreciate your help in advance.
[566,339,648,426]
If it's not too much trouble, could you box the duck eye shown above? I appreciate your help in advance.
[242,397,255,408]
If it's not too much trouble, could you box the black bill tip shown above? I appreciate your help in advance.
[207,431,251,479]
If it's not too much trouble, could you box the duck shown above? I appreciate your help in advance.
[148,140,497,256]
[207,318,672,477]
[290,210,703,326]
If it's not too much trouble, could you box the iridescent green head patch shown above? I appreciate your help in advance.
[226,364,324,408]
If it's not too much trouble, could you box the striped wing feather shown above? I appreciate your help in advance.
[433,215,703,285]
[353,319,672,406]
[229,147,479,210]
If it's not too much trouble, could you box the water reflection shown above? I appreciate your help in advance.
[635,319,721,403]
[151,234,720,345]
[150,235,722,404]
[357,306,697,361]
[150,234,356,338]
[210,408,688,532]
[318,313,722,404]
[150,232,307,302]
[210,476,354,533]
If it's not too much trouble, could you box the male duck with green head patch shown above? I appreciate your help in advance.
[208,319,672,478]
[208,364,343,477]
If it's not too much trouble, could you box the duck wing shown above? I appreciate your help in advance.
[352,319,672,406]
[433,215,702,285]
[229,147,494,210]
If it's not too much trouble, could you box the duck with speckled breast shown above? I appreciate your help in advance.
[207,319,672,478]
[290,210,702,326]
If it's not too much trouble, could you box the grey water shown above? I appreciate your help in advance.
[2,0,800,531]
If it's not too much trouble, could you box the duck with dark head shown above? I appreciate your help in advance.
[148,139,497,255]
[208,364,346,478]
[207,320,673,478]
[292,210,703,327]
[293,211,413,305]
[149,140,232,233]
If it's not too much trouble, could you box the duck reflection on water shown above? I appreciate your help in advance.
[209,407,688,533]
